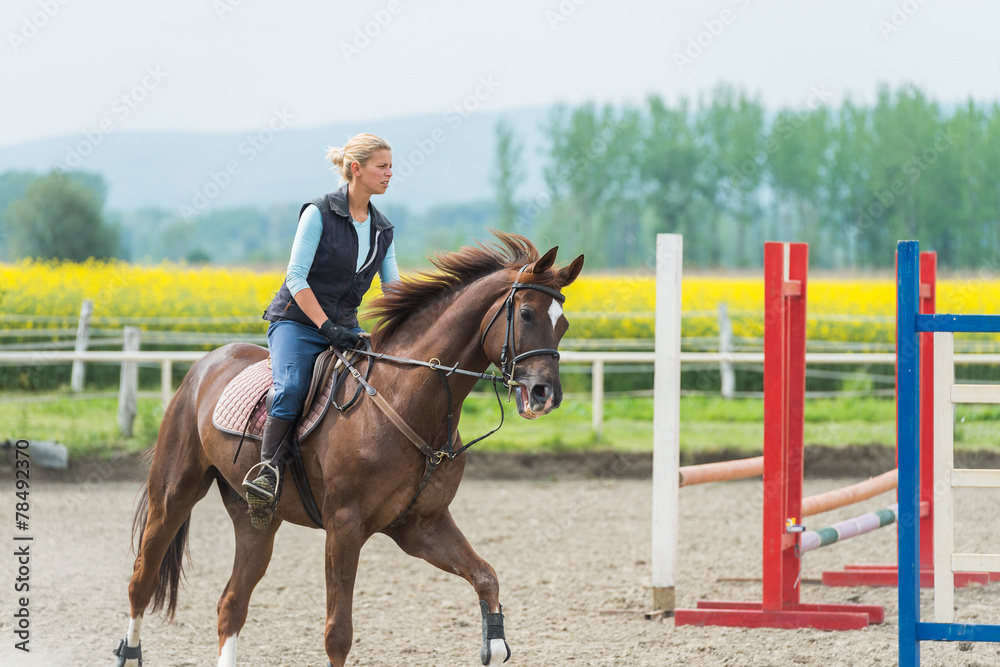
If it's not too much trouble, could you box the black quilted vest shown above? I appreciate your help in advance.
[263,184,394,329]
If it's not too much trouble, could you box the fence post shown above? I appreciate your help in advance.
[118,327,141,437]
[718,303,734,399]
[591,359,604,438]
[161,360,173,411]
[70,299,93,393]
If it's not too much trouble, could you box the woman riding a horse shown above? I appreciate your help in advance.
[113,135,584,667]
[244,133,399,528]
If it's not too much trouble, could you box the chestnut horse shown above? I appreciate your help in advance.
[113,233,584,667]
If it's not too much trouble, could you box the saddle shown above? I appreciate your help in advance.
[212,348,366,528]
[212,349,346,443]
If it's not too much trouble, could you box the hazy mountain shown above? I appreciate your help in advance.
[0,106,552,216]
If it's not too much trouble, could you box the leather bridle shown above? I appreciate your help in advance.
[479,265,566,387]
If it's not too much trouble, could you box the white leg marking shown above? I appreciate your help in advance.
[547,298,563,330]
[126,615,142,646]
[218,634,238,667]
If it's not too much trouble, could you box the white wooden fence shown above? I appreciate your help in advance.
[4,348,1000,437]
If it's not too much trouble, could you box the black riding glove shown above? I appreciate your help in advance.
[319,319,361,350]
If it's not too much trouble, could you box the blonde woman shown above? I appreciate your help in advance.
[244,133,398,527]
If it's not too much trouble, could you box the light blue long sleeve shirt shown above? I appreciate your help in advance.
[286,204,399,296]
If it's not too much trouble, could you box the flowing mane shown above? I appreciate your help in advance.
[369,231,544,347]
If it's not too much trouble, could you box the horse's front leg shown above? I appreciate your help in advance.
[387,509,511,665]
[324,512,364,667]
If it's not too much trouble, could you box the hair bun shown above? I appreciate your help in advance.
[326,146,345,166]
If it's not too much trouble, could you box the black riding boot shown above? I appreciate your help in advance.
[242,415,295,529]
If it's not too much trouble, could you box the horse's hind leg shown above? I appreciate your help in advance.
[387,510,511,665]
[115,427,214,665]
[214,479,282,667]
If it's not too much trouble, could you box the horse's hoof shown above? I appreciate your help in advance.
[112,637,142,666]
[480,601,510,664]
[483,638,511,665]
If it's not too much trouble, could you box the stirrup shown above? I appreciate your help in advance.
[242,462,280,507]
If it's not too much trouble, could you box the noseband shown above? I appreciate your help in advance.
[480,265,566,385]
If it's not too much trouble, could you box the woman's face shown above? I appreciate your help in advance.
[353,149,392,195]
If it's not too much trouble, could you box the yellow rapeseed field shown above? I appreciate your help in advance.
[0,259,280,333]
[3,260,1000,345]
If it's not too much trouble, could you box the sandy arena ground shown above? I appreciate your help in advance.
[2,462,1000,666]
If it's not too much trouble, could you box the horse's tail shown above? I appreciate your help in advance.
[131,483,190,621]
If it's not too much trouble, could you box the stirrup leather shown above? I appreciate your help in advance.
[242,461,280,506]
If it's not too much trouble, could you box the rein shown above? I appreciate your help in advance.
[331,345,507,529]
[336,266,566,529]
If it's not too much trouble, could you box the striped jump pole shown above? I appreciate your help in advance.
[897,240,1000,666]
[674,242,884,631]
[799,504,899,555]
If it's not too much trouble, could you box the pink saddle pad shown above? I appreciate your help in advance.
[212,358,271,439]
[211,355,341,443]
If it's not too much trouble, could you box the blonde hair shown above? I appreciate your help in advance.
[326,133,392,182]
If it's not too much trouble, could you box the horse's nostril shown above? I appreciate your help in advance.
[531,384,551,403]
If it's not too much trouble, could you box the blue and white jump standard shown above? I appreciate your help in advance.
[896,240,1000,666]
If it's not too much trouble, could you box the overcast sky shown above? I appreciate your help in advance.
[4,0,1000,148]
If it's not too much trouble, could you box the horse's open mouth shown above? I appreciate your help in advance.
[512,384,538,420]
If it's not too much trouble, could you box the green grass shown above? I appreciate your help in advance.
[461,394,901,453]
[0,394,162,458]
[3,392,997,460]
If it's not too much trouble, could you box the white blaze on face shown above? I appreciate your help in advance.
[547,298,563,330]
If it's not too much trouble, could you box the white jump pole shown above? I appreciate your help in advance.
[652,233,683,612]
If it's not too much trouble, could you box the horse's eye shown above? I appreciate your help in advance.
[520,308,533,323]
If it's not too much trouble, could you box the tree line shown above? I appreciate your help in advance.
[0,170,500,267]
[5,83,1000,271]
[497,83,1000,270]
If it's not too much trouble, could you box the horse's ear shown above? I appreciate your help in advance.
[556,254,584,288]
[530,246,559,274]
